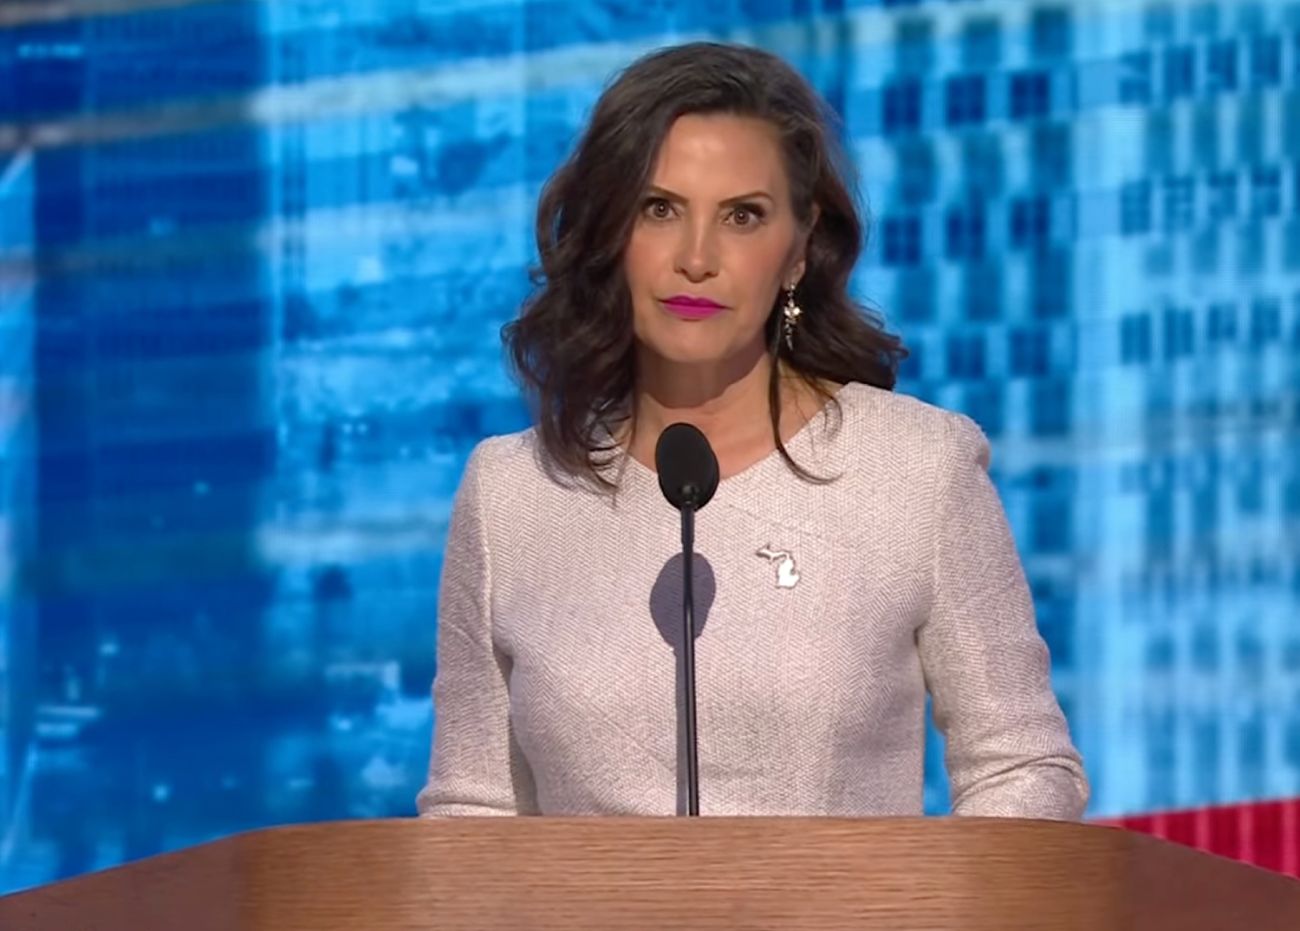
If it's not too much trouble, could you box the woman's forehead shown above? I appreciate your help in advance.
[648,114,790,198]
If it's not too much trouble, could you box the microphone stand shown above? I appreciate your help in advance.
[654,422,716,819]
[680,489,700,816]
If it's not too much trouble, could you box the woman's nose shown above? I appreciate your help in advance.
[673,221,719,281]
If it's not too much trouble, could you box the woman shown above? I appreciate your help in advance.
[416,42,1088,819]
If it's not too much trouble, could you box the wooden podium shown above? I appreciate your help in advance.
[3,817,1299,930]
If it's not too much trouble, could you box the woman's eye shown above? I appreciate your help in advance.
[644,198,673,219]
[730,205,765,227]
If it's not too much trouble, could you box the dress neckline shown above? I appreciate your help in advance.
[611,382,854,499]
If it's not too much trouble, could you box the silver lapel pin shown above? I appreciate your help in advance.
[756,544,800,589]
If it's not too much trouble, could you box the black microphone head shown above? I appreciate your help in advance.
[654,422,720,511]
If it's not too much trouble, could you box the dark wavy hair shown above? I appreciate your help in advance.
[503,41,907,487]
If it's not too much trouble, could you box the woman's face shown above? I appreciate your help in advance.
[623,113,810,373]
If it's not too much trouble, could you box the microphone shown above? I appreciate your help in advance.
[654,423,719,817]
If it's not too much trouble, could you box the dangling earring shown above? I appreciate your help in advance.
[782,284,803,352]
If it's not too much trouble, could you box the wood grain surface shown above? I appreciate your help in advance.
[2,816,1299,930]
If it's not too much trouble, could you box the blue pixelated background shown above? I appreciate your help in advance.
[2,0,1299,894]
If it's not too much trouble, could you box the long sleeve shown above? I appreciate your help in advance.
[916,414,1090,820]
[415,442,535,816]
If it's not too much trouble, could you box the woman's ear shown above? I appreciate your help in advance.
[787,259,806,290]
[788,205,820,287]
[791,204,821,286]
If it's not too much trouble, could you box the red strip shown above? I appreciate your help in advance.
[1092,796,1300,879]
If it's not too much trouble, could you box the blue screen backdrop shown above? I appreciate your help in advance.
[1,0,1299,894]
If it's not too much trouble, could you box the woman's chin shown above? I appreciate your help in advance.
[634,322,767,371]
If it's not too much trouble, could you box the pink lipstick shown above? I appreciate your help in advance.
[661,295,727,319]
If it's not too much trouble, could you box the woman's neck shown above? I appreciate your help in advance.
[625,352,828,480]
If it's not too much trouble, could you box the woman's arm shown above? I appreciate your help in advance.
[916,414,1089,820]
[416,441,534,816]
